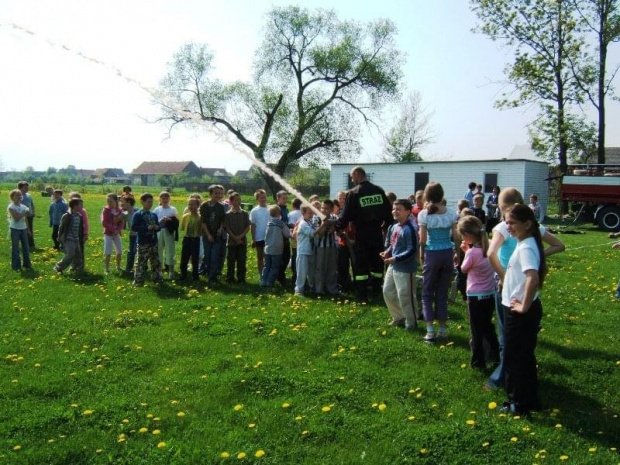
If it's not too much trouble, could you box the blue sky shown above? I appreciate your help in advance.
[0,0,618,174]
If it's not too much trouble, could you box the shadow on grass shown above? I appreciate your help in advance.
[536,377,620,451]
[69,271,105,284]
[539,338,617,364]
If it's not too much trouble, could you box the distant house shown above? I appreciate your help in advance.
[200,167,231,183]
[603,147,620,165]
[93,168,129,183]
[74,169,96,178]
[131,161,202,186]
[234,170,251,180]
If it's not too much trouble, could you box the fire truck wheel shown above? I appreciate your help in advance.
[597,206,620,232]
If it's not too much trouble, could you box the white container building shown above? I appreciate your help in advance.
[330,159,550,214]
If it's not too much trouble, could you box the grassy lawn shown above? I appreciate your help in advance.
[1,191,619,464]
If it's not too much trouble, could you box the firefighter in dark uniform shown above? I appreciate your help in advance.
[335,166,393,301]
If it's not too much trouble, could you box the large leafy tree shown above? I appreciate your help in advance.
[529,104,597,163]
[570,0,620,164]
[380,91,433,163]
[471,0,587,174]
[156,6,403,195]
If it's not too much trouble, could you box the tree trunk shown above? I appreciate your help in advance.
[598,12,607,166]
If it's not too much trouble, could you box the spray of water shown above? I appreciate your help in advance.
[1,21,324,217]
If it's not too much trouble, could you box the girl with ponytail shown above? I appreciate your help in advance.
[418,182,459,343]
[486,188,564,391]
[501,203,547,415]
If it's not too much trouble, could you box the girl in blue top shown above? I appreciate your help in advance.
[418,182,458,343]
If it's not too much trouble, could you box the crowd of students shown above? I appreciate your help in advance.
[7,175,619,416]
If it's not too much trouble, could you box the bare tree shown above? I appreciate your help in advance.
[381,91,434,162]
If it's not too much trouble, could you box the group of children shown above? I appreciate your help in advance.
[11,183,351,292]
[248,189,347,296]
[6,178,618,417]
[393,182,566,415]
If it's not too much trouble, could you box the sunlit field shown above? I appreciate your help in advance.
[1,191,619,464]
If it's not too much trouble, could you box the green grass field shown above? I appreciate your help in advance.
[1,192,619,464]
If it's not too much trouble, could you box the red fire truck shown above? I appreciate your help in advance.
[560,164,620,231]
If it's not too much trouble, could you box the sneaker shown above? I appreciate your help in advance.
[423,333,436,344]
[388,318,406,328]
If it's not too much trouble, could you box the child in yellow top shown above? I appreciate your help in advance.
[180,198,201,280]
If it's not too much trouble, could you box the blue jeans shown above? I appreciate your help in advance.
[261,254,281,287]
[203,236,225,282]
[487,290,507,388]
[11,228,31,270]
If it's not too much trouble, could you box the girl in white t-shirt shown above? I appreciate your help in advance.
[153,191,178,279]
[501,204,547,415]
[486,188,564,391]
[8,189,32,271]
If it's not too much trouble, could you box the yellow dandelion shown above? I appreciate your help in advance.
[408,416,416,421]
[139,427,148,433]
[460,363,467,368]
[378,403,387,411]
[170,400,179,405]
[157,442,166,449]
[248,423,256,428]
[482,442,490,447]
[13,445,22,451]
[221,452,231,458]
[555,423,562,429]
[294,416,303,421]
[234,404,243,411]
[560,455,569,461]
[510,437,518,442]
[177,411,185,418]
[255,450,266,458]
[420,448,428,455]
[282,402,291,409]
[95,449,103,454]
[488,402,497,410]
[82,410,94,416]
[122,419,129,424]
[301,430,309,436]
[588,447,596,453]
[466,420,476,426]
[322,406,331,413]
[152,429,161,435]
[237,452,246,459]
